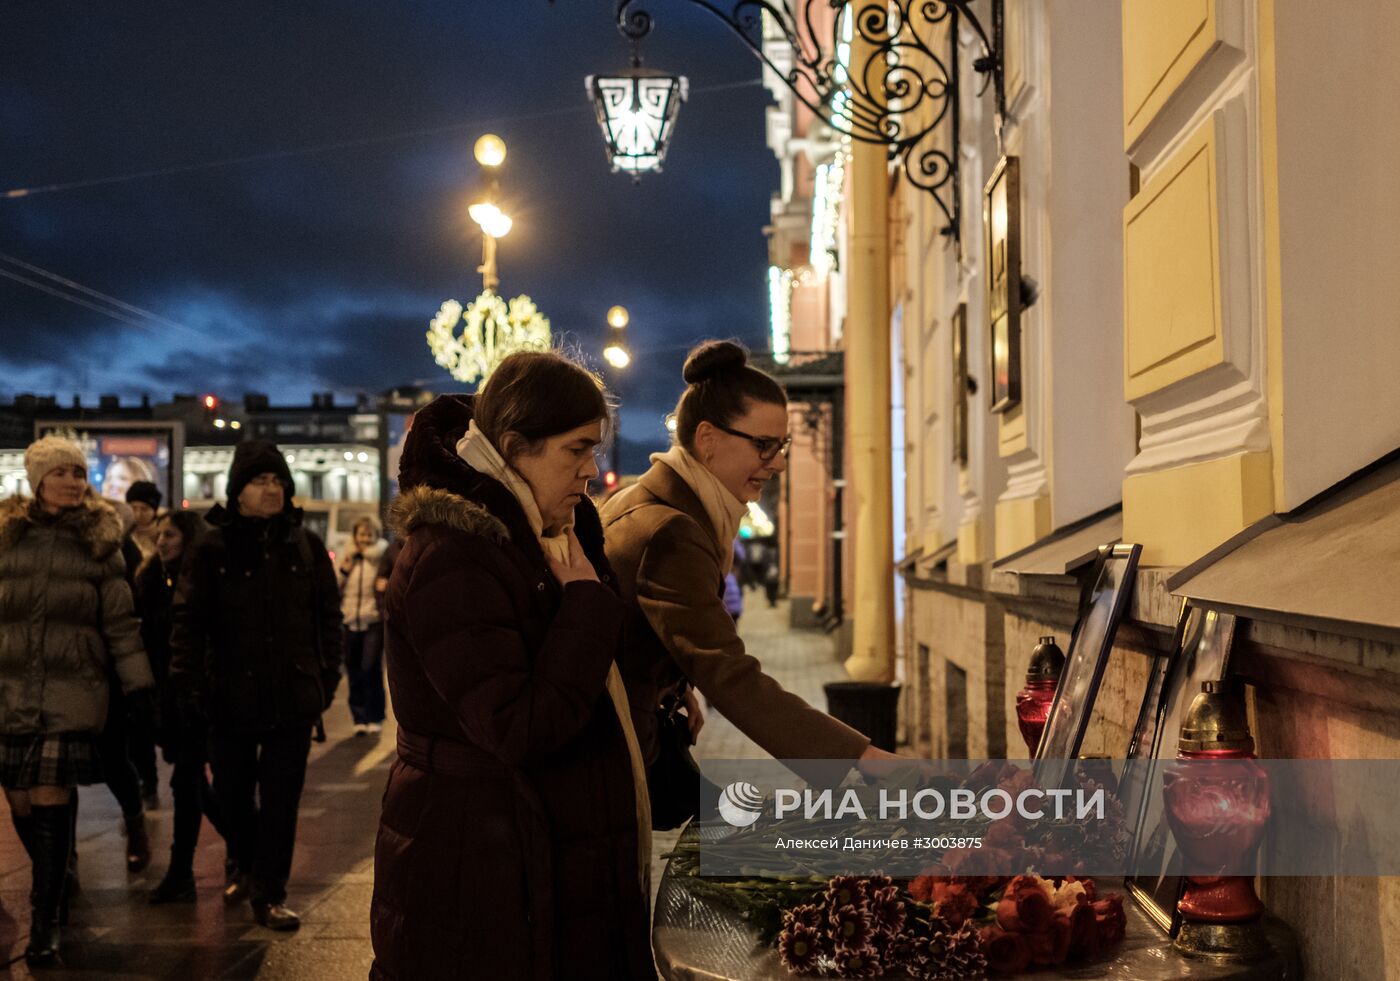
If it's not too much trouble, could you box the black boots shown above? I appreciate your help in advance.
[149,868,197,905]
[25,803,73,965]
[251,899,301,931]
[124,809,151,873]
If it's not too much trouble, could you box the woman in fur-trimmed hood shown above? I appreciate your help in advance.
[370,352,652,981]
[0,435,153,964]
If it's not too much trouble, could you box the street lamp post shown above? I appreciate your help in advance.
[468,134,512,293]
[425,133,552,386]
[603,305,631,474]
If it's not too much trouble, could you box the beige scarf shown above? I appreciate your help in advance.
[457,421,652,892]
[651,444,747,570]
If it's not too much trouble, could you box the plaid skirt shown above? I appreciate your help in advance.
[0,731,103,790]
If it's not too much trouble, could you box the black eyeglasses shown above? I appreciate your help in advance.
[713,423,792,462]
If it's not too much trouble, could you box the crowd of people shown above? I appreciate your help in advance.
[0,340,891,977]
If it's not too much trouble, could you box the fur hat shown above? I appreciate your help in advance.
[125,480,162,510]
[25,435,87,493]
[226,440,295,505]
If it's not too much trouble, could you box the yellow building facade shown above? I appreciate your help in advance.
[774,2,1400,976]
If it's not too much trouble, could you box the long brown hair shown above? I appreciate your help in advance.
[673,340,786,452]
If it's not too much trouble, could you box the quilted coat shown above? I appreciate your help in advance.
[0,492,153,735]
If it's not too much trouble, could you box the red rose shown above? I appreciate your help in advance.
[1093,894,1126,949]
[1066,900,1099,961]
[980,925,1032,975]
[996,875,1054,934]
[1023,911,1071,966]
[907,871,942,902]
[931,881,979,927]
[984,819,1021,848]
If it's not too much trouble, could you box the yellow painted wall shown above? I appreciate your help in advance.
[1123,118,1224,401]
[1122,0,1219,147]
[1122,452,1273,567]
[994,494,1052,561]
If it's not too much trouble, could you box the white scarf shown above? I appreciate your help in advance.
[651,444,747,571]
[456,420,652,893]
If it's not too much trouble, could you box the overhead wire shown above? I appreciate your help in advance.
[1,78,765,201]
[0,254,206,340]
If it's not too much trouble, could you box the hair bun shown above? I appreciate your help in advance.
[682,340,749,384]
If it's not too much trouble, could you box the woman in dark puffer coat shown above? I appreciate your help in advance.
[0,436,154,964]
[370,352,652,981]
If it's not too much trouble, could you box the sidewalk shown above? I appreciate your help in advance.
[1,703,393,978]
[0,594,847,977]
[649,593,850,900]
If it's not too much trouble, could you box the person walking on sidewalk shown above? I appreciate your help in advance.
[371,352,652,981]
[0,436,155,964]
[602,342,898,822]
[169,440,342,931]
[336,516,387,736]
[135,509,232,904]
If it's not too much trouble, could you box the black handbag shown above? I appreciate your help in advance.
[647,683,719,831]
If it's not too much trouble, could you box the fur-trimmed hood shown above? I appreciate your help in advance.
[0,489,125,560]
[388,393,610,569]
[386,485,510,543]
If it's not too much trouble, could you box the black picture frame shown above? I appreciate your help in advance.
[951,302,969,466]
[1120,602,1238,936]
[1033,543,1142,787]
[984,155,1021,414]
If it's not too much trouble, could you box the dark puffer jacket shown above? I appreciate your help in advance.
[168,504,341,733]
[370,395,652,981]
[0,492,153,734]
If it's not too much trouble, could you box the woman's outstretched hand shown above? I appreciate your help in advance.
[546,528,600,585]
[682,686,705,742]
[857,742,902,779]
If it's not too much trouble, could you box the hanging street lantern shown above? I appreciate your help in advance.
[586,3,686,178]
[586,68,688,177]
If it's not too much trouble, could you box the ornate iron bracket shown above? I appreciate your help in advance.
[616,0,1004,242]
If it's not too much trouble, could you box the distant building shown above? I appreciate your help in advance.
[0,390,393,551]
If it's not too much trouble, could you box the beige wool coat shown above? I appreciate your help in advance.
[600,460,870,764]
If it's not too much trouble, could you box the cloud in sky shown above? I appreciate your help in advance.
[0,1,779,454]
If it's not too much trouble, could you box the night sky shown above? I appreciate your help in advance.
[0,1,777,451]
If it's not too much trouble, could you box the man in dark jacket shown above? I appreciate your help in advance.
[169,440,341,930]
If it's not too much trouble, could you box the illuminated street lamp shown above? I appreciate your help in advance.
[467,134,512,294]
[586,8,687,178]
[603,343,632,369]
[602,305,632,472]
[426,133,552,385]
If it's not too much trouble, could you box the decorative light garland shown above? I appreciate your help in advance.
[809,149,848,280]
[768,265,793,365]
[426,290,552,385]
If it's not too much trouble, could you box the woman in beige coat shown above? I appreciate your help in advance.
[601,342,897,813]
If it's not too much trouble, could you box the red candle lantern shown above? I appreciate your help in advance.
[1016,636,1064,756]
[1162,680,1272,961]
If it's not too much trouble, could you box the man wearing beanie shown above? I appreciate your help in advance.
[168,439,341,930]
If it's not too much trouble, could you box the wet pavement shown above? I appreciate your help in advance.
[1,592,846,978]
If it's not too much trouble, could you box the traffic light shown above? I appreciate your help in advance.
[203,394,218,411]
[604,470,618,489]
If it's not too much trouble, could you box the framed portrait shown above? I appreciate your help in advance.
[1033,543,1142,787]
[984,155,1021,414]
[951,302,969,467]
[1121,602,1239,935]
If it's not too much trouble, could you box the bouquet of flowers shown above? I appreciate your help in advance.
[908,872,1126,976]
[776,875,985,979]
